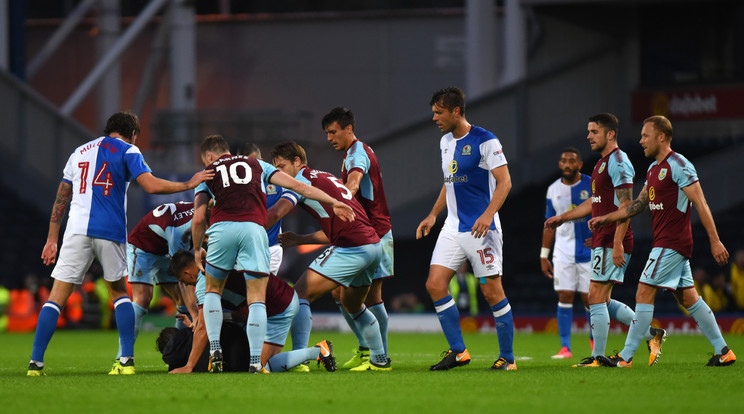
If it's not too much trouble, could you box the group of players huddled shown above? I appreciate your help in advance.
[26,87,734,377]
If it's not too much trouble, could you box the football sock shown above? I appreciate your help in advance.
[30,301,62,362]
[687,298,727,354]
[113,296,135,358]
[557,302,573,350]
[590,303,610,357]
[491,299,515,363]
[585,307,593,341]
[116,302,147,359]
[175,305,189,329]
[433,295,466,353]
[352,306,387,365]
[607,299,634,325]
[368,302,389,354]
[619,303,654,361]
[336,300,368,348]
[266,348,320,373]
[203,292,223,352]
[290,299,312,350]
[247,302,267,366]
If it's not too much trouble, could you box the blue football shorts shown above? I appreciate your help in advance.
[205,221,270,280]
[127,244,178,285]
[590,247,631,283]
[308,242,382,288]
[639,247,693,291]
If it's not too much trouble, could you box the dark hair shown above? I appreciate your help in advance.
[104,112,140,140]
[271,141,308,165]
[321,107,355,130]
[200,134,230,156]
[238,142,261,158]
[561,146,582,160]
[170,250,195,277]
[643,115,673,139]
[156,327,179,354]
[588,113,619,136]
[430,87,466,115]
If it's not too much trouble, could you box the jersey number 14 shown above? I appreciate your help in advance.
[78,162,114,196]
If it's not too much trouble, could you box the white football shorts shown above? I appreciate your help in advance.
[269,244,283,276]
[552,260,590,293]
[51,233,127,284]
[430,226,503,278]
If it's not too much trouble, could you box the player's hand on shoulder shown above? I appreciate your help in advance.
[187,169,215,189]
[416,216,436,239]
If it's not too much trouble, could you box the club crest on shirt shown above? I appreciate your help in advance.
[448,160,458,174]
[580,190,590,200]
[266,184,278,195]
[598,162,606,174]
[461,145,472,156]
[649,186,656,201]
[658,168,668,181]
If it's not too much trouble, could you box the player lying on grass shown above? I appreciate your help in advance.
[166,250,336,373]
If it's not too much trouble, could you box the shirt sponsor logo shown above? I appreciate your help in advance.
[448,160,458,174]
[598,162,606,174]
[591,196,602,203]
[658,168,668,180]
[649,202,664,211]
[461,144,472,156]
[444,175,468,183]
[649,186,656,201]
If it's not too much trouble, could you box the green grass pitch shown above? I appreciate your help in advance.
[1,330,742,413]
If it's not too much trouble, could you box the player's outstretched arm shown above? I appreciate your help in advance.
[279,230,329,248]
[588,185,649,231]
[169,308,206,374]
[417,184,447,239]
[545,198,592,230]
[42,182,73,266]
[683,182,729,265]
[136,170,214,195]
[270,171,354,222]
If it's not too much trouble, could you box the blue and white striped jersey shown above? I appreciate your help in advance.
[440,126,507,233]
[62,136,151,243]
[545,174,592,263]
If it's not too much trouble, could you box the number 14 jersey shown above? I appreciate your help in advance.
[63,136,152,243]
